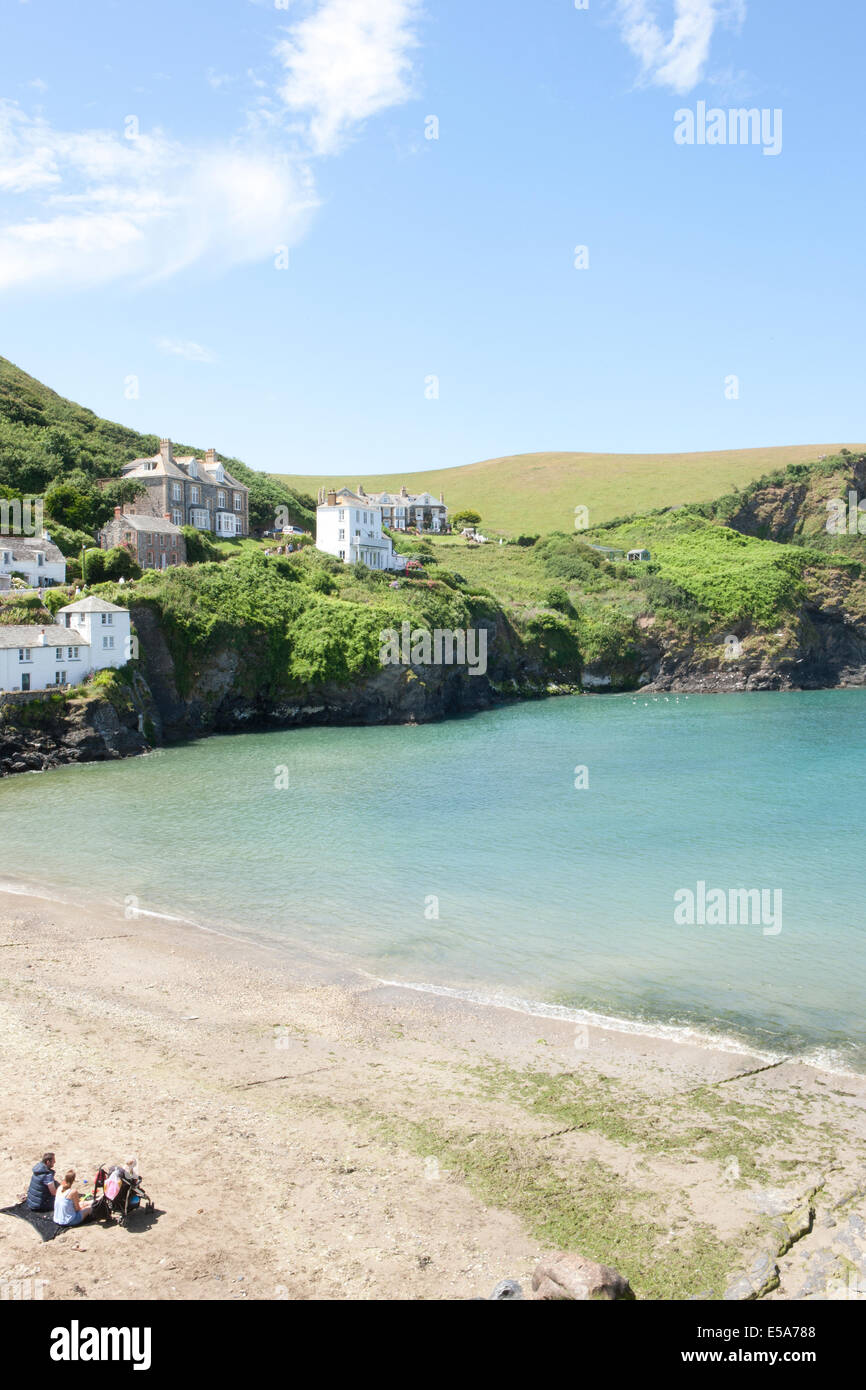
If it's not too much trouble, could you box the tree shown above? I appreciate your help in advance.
[102,546,142,581]
[82,548,106,583]
[452,508,482,529]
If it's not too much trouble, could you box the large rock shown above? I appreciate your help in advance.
[531,1253,634,1301]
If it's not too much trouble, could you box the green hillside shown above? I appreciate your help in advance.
[0,355,316,534]
[277,444,864,536]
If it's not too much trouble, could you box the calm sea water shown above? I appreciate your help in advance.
[2,690,865,1070]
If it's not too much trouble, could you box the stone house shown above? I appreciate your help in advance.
[100,510,186,570]
[118,439,249,537]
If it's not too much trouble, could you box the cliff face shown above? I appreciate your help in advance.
[130,604,569,740]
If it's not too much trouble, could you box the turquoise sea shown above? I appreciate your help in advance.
[2,690,865,1071]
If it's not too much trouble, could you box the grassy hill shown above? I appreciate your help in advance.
[0,354,316,534]
[277,444,864,536]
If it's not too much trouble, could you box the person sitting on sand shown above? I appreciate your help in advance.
[26,1152,57,1211]
[53,1170,94,1227]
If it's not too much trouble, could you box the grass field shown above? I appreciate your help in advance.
[277,444,863,536]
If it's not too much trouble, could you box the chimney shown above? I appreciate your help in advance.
[205,449,217,465]
[358,483,365,496]
[439,493,444,503]
[159,438,173,463]
[38,629,45,647]
[326,491,337,507]
[164,513,172,523]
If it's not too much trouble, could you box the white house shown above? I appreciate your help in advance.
[56,597,133,670]
[315,489,407,571]
[0,598,133,693]
[0,625,89,693]
[0,535,66,589]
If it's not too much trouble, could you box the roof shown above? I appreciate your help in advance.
[122,452,248,492]
[0,535,65,565]
[57,597,129,615]
[110,514,183,535]
[0,624,90,649]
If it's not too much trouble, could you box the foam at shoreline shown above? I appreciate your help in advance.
[1,877,861,1081]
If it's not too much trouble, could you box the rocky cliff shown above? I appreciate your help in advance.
[0,690,153,776]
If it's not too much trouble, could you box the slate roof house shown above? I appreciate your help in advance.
[0,535,66,588]
[119,438,249,537]
[0,597,131,692]
[100,510,186,570]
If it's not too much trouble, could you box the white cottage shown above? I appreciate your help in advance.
[315,488,406,571]
[0,597,133,693]
[0,535,66,589]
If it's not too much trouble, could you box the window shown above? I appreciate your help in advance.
[159,533,166,547]
[190,486,200,504]
[339,549,345,560]
[338,529,345,541]
[234,494,243,511]
[2,551,10,564]
[37,553,44,567]
[68,647,80,660]
[55,671,67,685]
[101,613,114,625]
[172,483,182,501]
[145,533,153,547]
[18,648,32,662]
[338,509,345,521]
[103,636,115,650]
[146,552,154,567]
[217,490,227,509]
[172,509,183,527]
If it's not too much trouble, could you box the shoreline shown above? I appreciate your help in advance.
[2,885,866,1301]
[3,874,862,1082]
[1,875,862,1083]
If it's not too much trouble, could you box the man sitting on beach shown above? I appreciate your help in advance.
[25,1152,57,1211]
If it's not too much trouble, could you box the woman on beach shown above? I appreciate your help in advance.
[53,1170,94,1227]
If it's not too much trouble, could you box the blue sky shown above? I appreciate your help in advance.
[0,0,862,476]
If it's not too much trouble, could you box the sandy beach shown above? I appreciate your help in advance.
[1,887,865,1302]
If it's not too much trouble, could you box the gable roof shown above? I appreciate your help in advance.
[57,597,129,615]
[110,514,182,535]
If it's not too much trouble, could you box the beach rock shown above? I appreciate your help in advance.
[531,1253,634,1301]
[489,1279,523,1300]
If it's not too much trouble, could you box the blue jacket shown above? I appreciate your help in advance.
[26,1162,55,1211]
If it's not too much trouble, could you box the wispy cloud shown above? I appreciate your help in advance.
[157,338,217,363]
[614,0,745,95]
[0,0,425,295]
[0,101,319,292]
[274,0,422,155]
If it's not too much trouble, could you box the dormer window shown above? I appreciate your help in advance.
[188,460,198,479]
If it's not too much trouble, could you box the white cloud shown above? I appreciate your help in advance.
[157,338,218,363]
[274,0,422,155]
[0,0,425,295]
[0,101,319,292]
[615,0,745,94]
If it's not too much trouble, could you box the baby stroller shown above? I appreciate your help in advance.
[93,1161,154,1227]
